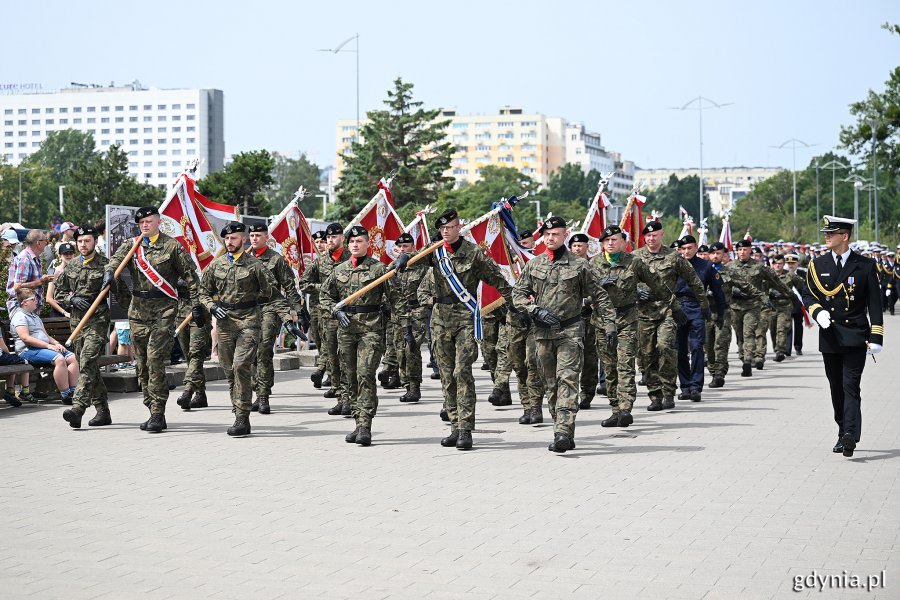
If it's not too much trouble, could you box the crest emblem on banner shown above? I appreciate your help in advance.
[369,225,386,258]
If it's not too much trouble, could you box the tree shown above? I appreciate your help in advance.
[25,129,97,184]
[198,150,276,216]
[644,174,705,219]
[265,152,323,217]
[0,159,58,227]
[434,166,541,230]
[335,78,455,221]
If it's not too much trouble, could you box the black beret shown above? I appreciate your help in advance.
[134,206,159,222]
[312,231,326,241]
[680,235,697,245]
[568,233,588,246]
[641,220,663,235]
[58,242,75,254]
[75,225,98,238]
[752,246,763,254]
[248,223,268,233]
[735,239,752,248]
[518,229,533,241]
[347,225,368,239]
[709,242,727,251]
[599,225,624,241]
[396,232,414,244]
[539,215,567,232]
[670,240,680,248]
[697,244,709,253]
[435,209,459,228]
[325,222,343,236]
[220,221,246,237]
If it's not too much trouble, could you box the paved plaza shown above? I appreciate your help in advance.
[1,316,897,600]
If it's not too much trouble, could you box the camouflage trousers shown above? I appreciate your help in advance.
[251,307,281,401]
[637,314,677,400]
[494,323,544,409]
[310,306,326,370]
[597,320,637,412]
[755,306,774,361]
[320,316,347,406]
[72,317,108,413]
[382,318,398,371]
[339,325,385,428]
[176,319,210,394]
[130,298,178,415]
[705,309,732,377]
[479,317,502,376]
[769,305,792,354]
[580,320,599,407]
[535,331,583,437]
[731,305,759,364]
[432,318,480,431]
[217,314,260,417]
[396,315,425,386]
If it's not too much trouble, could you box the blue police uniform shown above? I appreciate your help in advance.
[676,255,725,397]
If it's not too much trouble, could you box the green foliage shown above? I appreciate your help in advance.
[643,174,704,220]
[0,159,58,226]
[198,150,276,217]
[25,129,97,185]
[265,152,324,217]
[335,78,455,222]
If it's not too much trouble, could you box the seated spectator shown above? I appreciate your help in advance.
[0,325,31,406]
[11,289,78,403]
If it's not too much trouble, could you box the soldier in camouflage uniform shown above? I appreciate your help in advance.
[247,223,305,414]
[308,231,328,376]
[58,225,130,429]
[568,233,600,410]
[514,217,616,453]
[769,254,805,362]
[379,311,401,390]
[174,282,211,410]
[632,220,708,411]
[589,225,666,427]
[199,222,296,436]
[107,206,201,433]
[320,225,389,447]
[426,209,516,450]
[389,232,429,403]
[298,223,350,414]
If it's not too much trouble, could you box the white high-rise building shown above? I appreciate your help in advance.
[0,82,224,187]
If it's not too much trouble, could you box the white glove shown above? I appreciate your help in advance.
[815,311,831,329]
[867,343,883,355]
[887,289,891,298]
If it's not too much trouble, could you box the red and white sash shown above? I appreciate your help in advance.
[135,245,179,299]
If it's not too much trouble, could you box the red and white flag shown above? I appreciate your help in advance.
[268,195,316,277]
[744,226,753,241]
[159,173,226,271]
[404,208,433,251]
[678,214,694,239]
[697,220,709,247]
[719,215,733,252]
[581,187,611,257]
[678,205,689,220]
[347,178,406,266]
[620,192,648,251]
[465,213,515,311]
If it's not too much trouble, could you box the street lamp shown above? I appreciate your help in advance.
[818,159,849,214]
[17,165,33,224]
[315,193,327,220]
[870,118,880,243]
[669,96,732,225]
[771,138,815,239]
[529,200,541,222]
[318,34,360,136]
[843,176,865,241]
[814,158,821,242]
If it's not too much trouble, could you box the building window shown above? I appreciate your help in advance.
[32,142,41,147]
[101,117,109,123]
[129,105,137,111]
[498,121,513,127]
[187,149,196,155]
[129,128,138,133]
[143,127,152,133]
[115,139,124,145]
[172,104,181,109]
[144,150,152,156]
[158,139,167,144]
[143,116,152,122]
[452,168,468,176]
[45,108,54,114]
[143,105,152,110]
[128,161,137,167]
[158,149,167,155]
[186,126,195,132]
[186,115,195,121]
[100,140,109,145]
[157,172,166,178]
[60,107,68,113]
[129,116,137,122]
[3,120,11,126]
[31,108,40,114]
[158,115,167,122]
[87,117,96,124]
[172,149,181,155]
[172,126,181,132]
[3,109,11,115]
[100,106,109,112]
[87,106,96,112]
[157,105,166,110]
[129,141,137,146]
[144,161,152,167]
[172,115,181,121]
[186,103,195,109]
[101,128,110,134]
[32,130,40,136]
[158,127,167,133]
[144,139,152,144]
[115,117,123,123]
[18,108,26,114]
[186,137,195,143]
[159,161,167,166]
[31,119,39,125]
[172,138,181,144]
[73,107,82,113]
[73,118,82,124]
[18,120,26,125]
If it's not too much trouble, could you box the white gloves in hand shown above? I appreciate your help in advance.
[815,311,832,329]
[867,343,883,355]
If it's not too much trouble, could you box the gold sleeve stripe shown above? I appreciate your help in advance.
[808,303,823,313]
[871,325,884,334]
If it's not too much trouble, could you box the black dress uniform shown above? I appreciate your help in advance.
[802,217,884,457]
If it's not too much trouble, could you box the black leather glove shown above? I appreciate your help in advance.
[605,326,618,351]
[403,325,416,350]
[732,287,747,299]
[581,304,593,318]
[598,274,618,287]
[512,309,531,328]
[765,299,775,310]
[715,314,724,329]
[211,302,229,320]
[71,296,92,312]
[298,306,311,332]
[394,252,410,273]
[532,307,561,327]
[673,307,688,327]
[701,306,711,320]
[191,305,206,328]
[769,289,783,300]
[380,303,391,317]
[637,287,654,302]
[284,320,307,341]
[100,270,114,290]
[333,308,351,329]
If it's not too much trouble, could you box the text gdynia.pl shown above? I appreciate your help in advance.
[793,570,886,593]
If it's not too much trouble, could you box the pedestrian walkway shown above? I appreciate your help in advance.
[1,315,897,599]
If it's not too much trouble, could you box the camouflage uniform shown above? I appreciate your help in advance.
[108,233,198,416]
[55,252,129,415]
[251,247,304,406]
[382,318,398,374]
[770,270,805,355]
[729,259,791,365]
[492,311,544,409]
[514,248,615,438]
[705,264,762,379]
[320,256,388,429]
[390,251,429,390]
[200,252,286,417]
[176,291,211,396]
[479,311,502,375]
[298,248,350,406]
[632,245,708,405]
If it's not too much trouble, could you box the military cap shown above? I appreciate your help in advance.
[325,222,343,236]
[752,246,764,254]
[435,209,459,228]
[539,215,567,232]
[347,225,368,239]
[518,229,533,241]
[220,221,246,237]
[312,231,326,241]
[58,242,75,255]
[698,244,709,253]
[134,206,159,222]
[395,232,414,244]
[885,251,896,258]
[641,220,663,235]
[680,235,697,245]
[248,223,268,233]
[568,233,588,247]
[820,215,855,234]
[669,240,680,248]
[75,225,98,238]
[709,242,727,252]
[735,239,752,248]
[599,225,624,241]
[784,253,799,263]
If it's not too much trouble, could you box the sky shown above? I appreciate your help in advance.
[3,0,898,172]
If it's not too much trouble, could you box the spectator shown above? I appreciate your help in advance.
[1,228,20,255]
[6,229,53,318]
[11,288,78,403]
[46,242,77,318]
[44,229,60,263]
[59,222,76,242]
[94,220,107,257]
[112,321,134,369]
[0,324,31,406]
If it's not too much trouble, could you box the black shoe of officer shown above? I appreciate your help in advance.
[601,412,620,427]
[323,387,337,398]
[548,433,574,453]
[356,427,372,446]
[341,402,352,417]
[384,372,402,390]
[227,416,251,437]
[430,369,441,380]
[795,348,803,356]
[345,427,359,443]
[518,410,532,425]
[327,402,342,415]
[690,390,702,402]
[145,413,166,433]
[63,407,83,429]
[741,362,753,377]
[596,382,608,396]
[480,362,491,371]
[190,391,208,408]
[661,395,675,410]
[618,410,633,427]
[456,429,473,450]
[754,360,764,370]
[88,409,112,427]
[774,352,785,362]
[176,390,193,411]
[709,376,724,388]
[400,383,421,403]
[439,408,450,422]
[259,397,271,415]
[250,400,260,412]
[310,369,325,389]
[647,398,663,411]
[832,437,844,453]
[578,397,592,409]
[322,375,332,387]
[841,433,856,457]
[530,407,543,424]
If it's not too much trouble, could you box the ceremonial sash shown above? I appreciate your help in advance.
[435,245,483,341]
[134,245,179,300]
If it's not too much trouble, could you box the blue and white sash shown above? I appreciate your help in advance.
[435,245,483,341]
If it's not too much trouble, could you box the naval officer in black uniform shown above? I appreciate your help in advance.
[802,216,884,457]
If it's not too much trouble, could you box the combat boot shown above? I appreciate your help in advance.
[678,391,691,400]
[754,359,764,370]
[258,397,271,415]
[227,416,251,437]
[356,427,372,446]
[145,413,166,433]
[322,375,332,387]
[774,352,785,362]
[345,427,359,443]
[647,398,663,411]
[250,399,260,412]
[601,412,620,427]
[518,410,532,425]
[439,408,450,422]
[709,376,724,388]
[661,395,675,410]
[596,382,608,396]
[63,407,83,429]
[176,390,193,411]
[690,390,702,402]
[440,429,459,447]
[456,429,473,450]
[140,414,167,430]
[341,402,352,417]
[384,371,402,390]
[430,368,441,380]
[578,396,592,409]
[638,374,647,386]
[323,387,337,398]
[499,386,513,406]
[377,370,390,385]
[88,408,112,427]
[310,369,325,388]
[618,410,633,427]
[190,391,208,408]
[741,362,753,377]
[548,432,574,453]
[529,407,543,424]
[400,383,421,403]
[487,386,505,405]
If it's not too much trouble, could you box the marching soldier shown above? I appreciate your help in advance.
[199,222,296,436]
[514,216,616,453]
[320,225,390,447]
[390,232,429,403]
[248,223,306,414]
[882,251,896,315]
[174,280,211,410]
[298,223,350,414]
[769,254,805,362]
[308,231,329,383]
[568,233,600,410]
[378,303,402,391]
[107,206,201,433]
[802,216,883,457]
[58,225,130,428]
[785,253,808,355]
